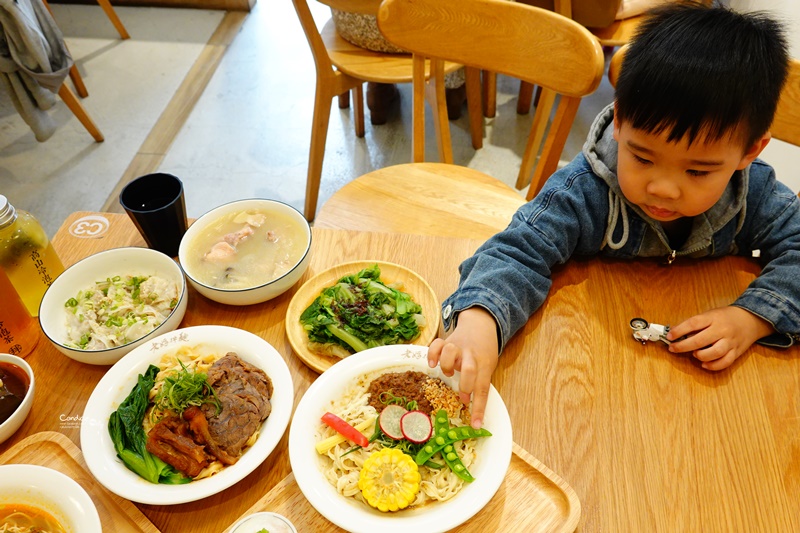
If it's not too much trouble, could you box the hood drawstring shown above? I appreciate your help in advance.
[602,189,630,250]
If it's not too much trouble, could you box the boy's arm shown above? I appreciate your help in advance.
[441,160,609,352]
[730,165,800,345]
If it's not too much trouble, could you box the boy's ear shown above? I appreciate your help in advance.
[737,132,771,170]
[612,102,620,141]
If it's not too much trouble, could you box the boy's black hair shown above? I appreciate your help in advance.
[615,1,789,148]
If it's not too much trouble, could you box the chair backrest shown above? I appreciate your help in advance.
[378,0,604,197]
[609,46,800,148]
[772,58,800,148]
[378,0,603,98]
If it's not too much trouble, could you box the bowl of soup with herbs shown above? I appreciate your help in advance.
[179,199,311,305]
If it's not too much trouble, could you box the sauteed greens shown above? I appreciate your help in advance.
[108,365,189,484]
[299,265,425,358]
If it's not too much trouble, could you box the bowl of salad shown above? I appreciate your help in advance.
[39,246,188,365]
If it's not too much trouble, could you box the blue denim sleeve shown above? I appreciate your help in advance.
[441,157,608,351]
[732,161,800,346]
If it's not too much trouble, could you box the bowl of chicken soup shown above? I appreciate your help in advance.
[179,199,312,305]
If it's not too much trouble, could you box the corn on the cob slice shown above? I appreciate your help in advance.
[358,448,420,512]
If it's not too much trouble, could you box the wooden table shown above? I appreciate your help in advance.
[2,211,799,532]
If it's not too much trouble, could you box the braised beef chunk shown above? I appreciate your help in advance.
[200,352,273,457]
[183,406,238,465]
[146,416,212,477]
[367,371,432,415]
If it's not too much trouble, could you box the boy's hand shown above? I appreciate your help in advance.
[428,307,499,429]
[666,306,774,371]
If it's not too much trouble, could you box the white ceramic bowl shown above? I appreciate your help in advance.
[38,246,188,365]
[0,464,102,533]
[178,198,312,306]
[228,512,298,533]
[289,345,513,533]
[0,353,34,444]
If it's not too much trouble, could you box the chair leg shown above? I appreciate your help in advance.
[338,92,350,109]
[526,95,581,200]
[482,70,496,118]
[464,66,483,150]
[353,83,365,138]
[427,60,452,164]
[412,56,426,162]
[96,0,130,39]
[516,87,556,189]
[304,84,334,221]
[68,64,88,98]
[58,83,104,142]
[517,81,534,115]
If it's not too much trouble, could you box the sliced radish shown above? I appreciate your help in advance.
[400,410,433,444]
[379,404,407,440]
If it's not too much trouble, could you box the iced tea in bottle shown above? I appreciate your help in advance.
[0,267,39,358]
[0,195,64,316]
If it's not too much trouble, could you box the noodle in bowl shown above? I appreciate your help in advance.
[289,345,513,533]
[0,465,101,533]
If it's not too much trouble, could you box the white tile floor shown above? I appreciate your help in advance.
[1,0,798,238]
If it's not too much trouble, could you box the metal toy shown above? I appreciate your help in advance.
[629,318,671,345]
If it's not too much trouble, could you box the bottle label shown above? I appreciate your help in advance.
[0,320,24,356]
[30,249,54,286]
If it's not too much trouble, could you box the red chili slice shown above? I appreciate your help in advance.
[400,410,433,444]
[321,412,369,448]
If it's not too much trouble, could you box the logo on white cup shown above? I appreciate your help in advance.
[69,215,110,239]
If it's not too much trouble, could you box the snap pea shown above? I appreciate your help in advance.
[442,443,475,483]
[414,409,491,465]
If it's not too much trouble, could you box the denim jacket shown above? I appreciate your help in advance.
[442,104,800,350]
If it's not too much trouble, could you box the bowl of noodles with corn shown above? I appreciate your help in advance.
[288,344,512,533]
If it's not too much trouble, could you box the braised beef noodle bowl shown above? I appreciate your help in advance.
[0,504,66,533]
[108,344,274,484]
[315,368,492,512]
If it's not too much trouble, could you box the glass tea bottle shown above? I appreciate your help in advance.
[0,195,65,316]
[0,267,39,358]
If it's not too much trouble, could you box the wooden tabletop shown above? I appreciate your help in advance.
[3,211,799,532]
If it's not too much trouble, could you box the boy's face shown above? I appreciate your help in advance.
[613,116,769,222]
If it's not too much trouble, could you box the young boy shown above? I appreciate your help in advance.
[429,2,800,429]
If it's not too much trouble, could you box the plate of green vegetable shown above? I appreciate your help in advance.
[79,325,293,505]
[286,261,440,373]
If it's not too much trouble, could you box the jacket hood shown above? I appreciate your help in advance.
[581,103,749,253]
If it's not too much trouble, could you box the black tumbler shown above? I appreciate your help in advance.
[119,173,188,257]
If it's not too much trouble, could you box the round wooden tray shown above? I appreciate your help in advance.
[285,260,440,373]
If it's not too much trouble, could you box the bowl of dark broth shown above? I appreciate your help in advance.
[0,353,34,444]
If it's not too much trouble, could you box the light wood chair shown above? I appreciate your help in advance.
[377,0,604,199]
[292,0,476,221]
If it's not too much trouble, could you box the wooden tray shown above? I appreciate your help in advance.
[285,260,441,373]
[0,432,159,532]
[224,442,580,532]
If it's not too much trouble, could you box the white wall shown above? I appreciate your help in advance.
[728,0,800,193]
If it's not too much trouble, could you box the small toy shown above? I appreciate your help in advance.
[630,318,671,345]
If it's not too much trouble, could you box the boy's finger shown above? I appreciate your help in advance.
[438,343,461,376]
[457,355,477,404]
[427,338,445,368]
[701,348,738,371]
[469,371,491,429]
